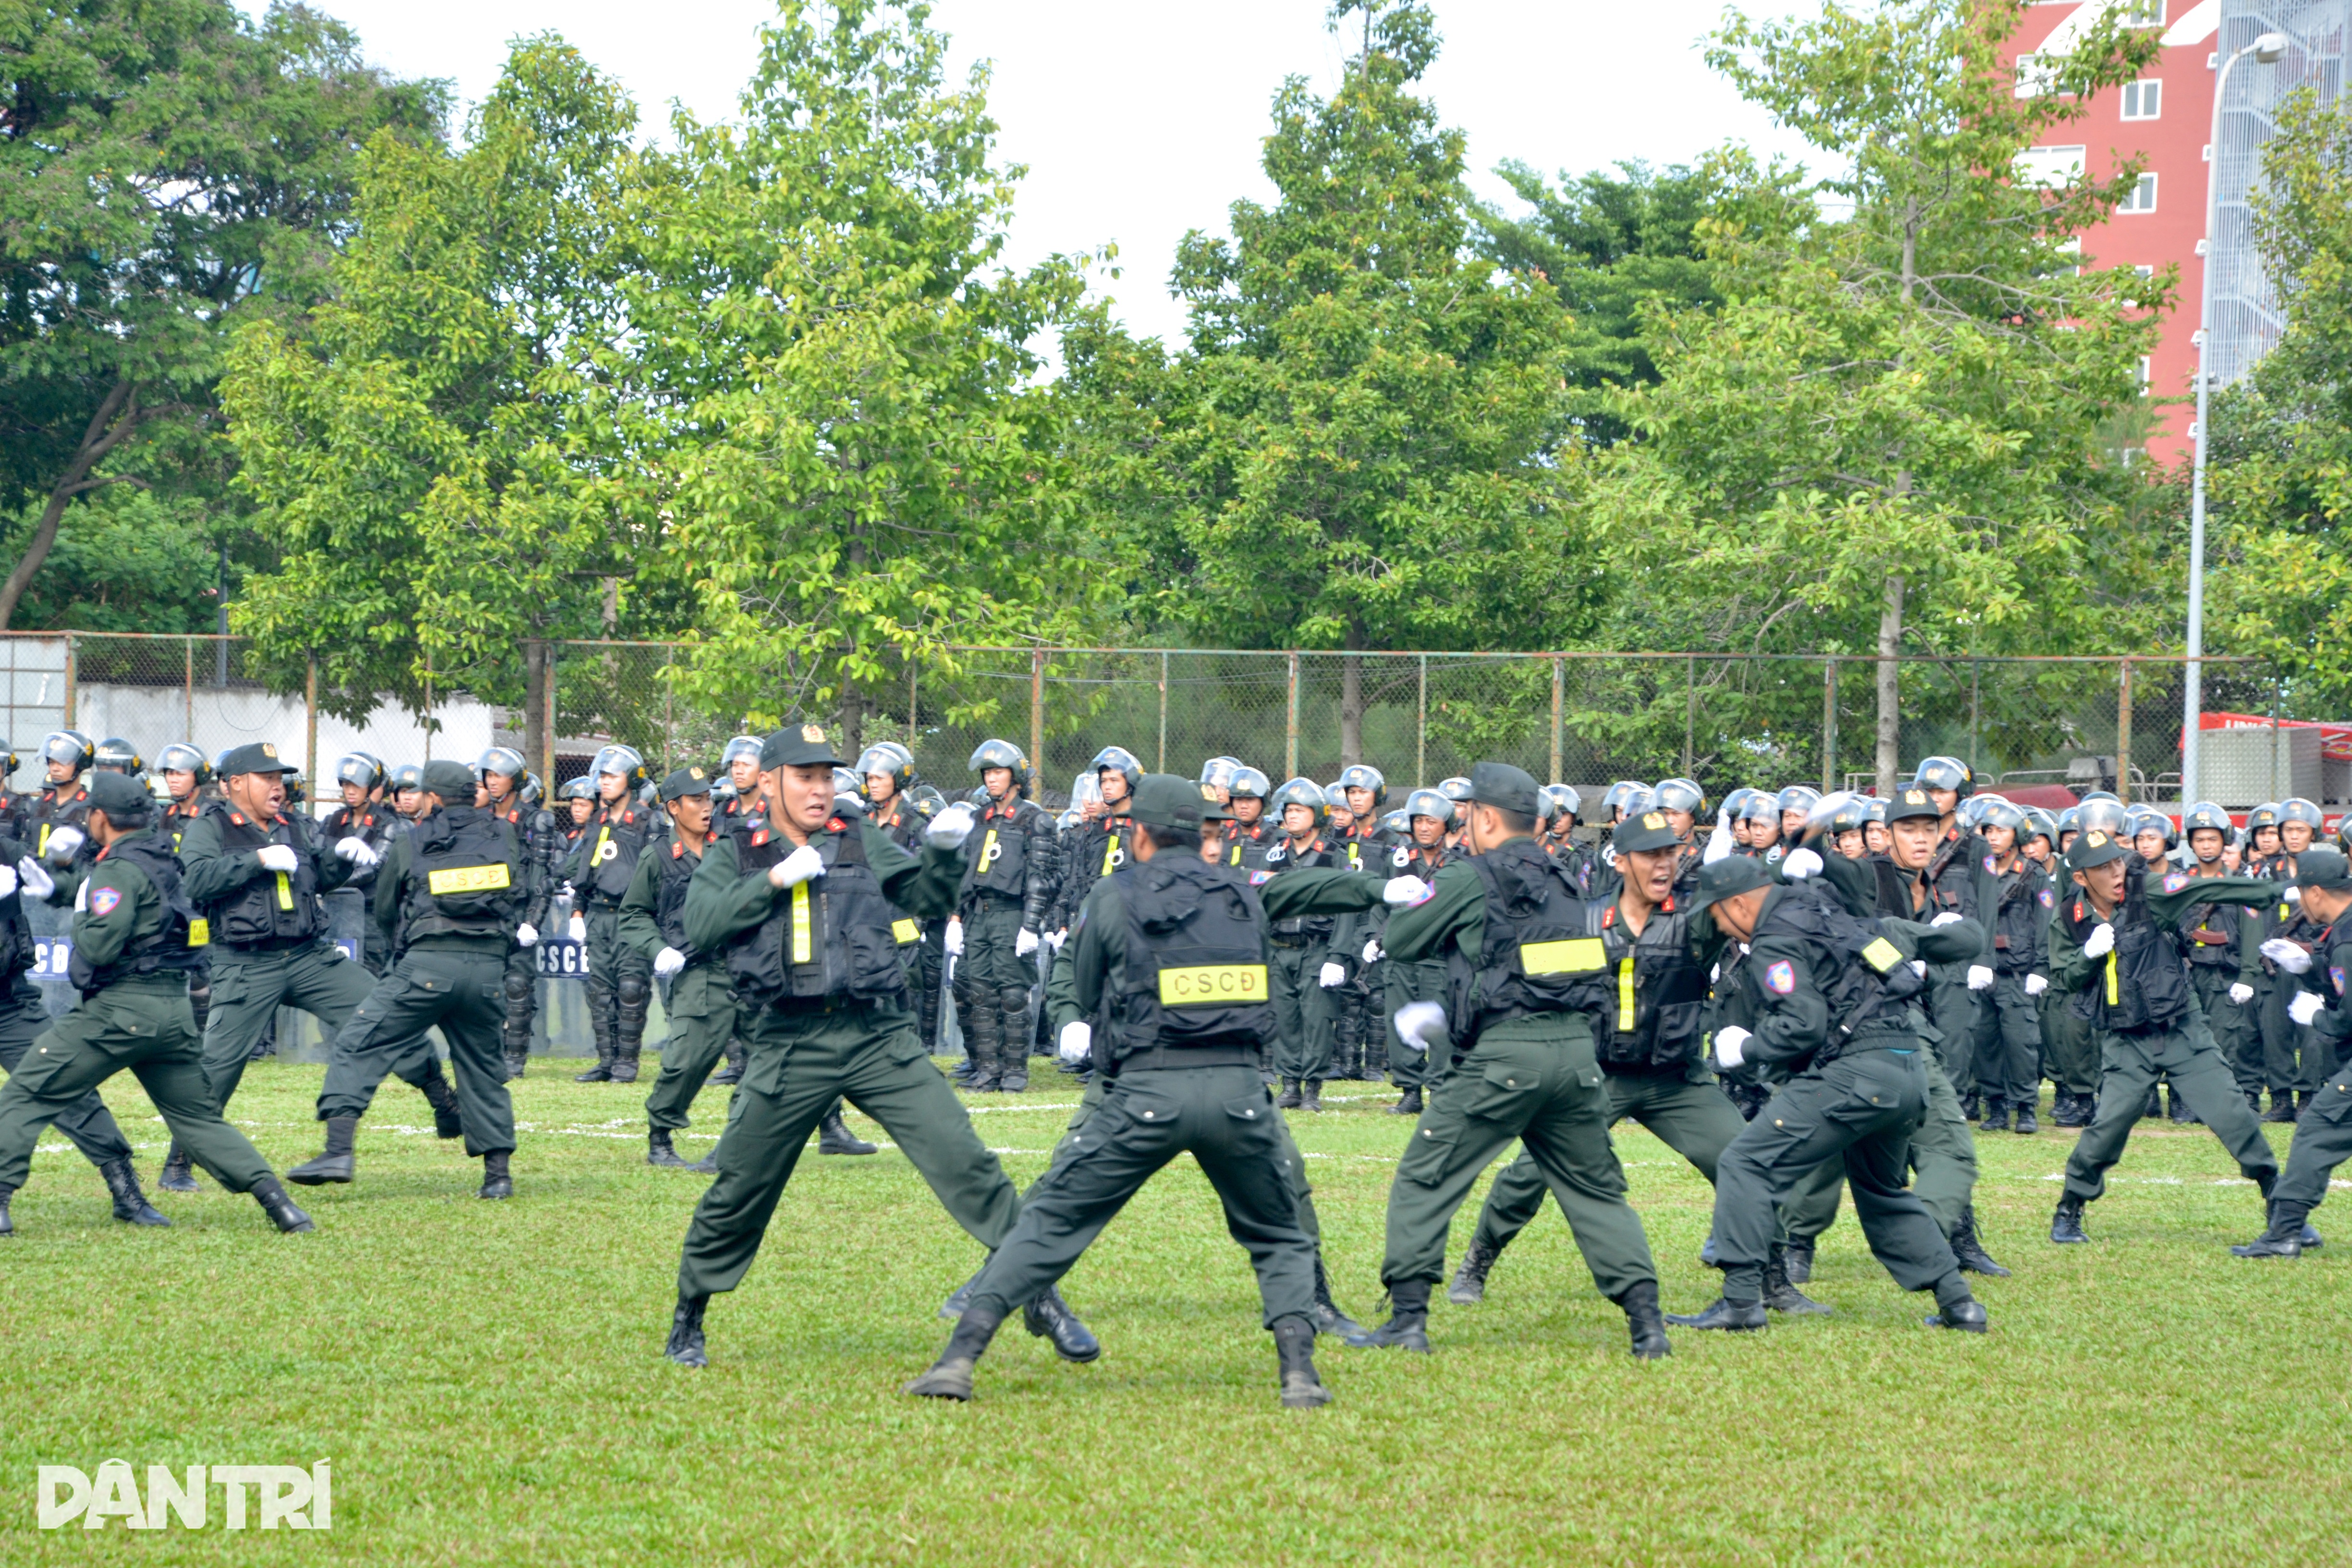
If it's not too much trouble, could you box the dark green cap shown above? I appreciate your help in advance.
[421,760,479,800]
[758,723,845,771]
[1130,772,1213,831]
[2063,827,2130,872]
[217,741,296,777]
[1468,760,1539,819]
[1688,854,1777,910]
[1883,785,1941,823]
[660,764,714,802]
[86,770,154,822]
[1613,808,1682,856]
[2293,847,2352,892]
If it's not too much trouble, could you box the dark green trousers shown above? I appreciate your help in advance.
[1467,1064,1743,1255]
[201,943,397,1111]
[2040,990,2098,1097]
[2258,973,2330,1095]
[1379,1014,1656,1300]
[968,1063,1315,1326]
[315,944,514,1155]
[1780,1046,1977,1241]
[1971,974,2041,1109]
[1926,964,1978,1098]
[1056,1065,1323,1244]
[2188,966,2262,1097]
[0,987,131,1168]
[1269,941,1337,1083]
[2061,1017,2278,1204]
[585,905,652,1055]
[646,963,736,1133]
[1381,958,1448,1089]
[0,976,272,1194]
[676,995,1021,1298]
[2277,1069,2352,1211]
[1710,1043,1960,1303]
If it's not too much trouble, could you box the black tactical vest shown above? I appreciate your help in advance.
[1456,838,1609,1031]
[72,831,207,992]
[397,807,522,946]
[1262,834,1347,940]
[1110,857,1274,1055]
[1749,884,1928,1066]
[578,805,650,903]
[2059,869,2191,1032]
[725,818,907,1008]
[654,834,701,958]
[1587,896,1710,1073]
[2178,879,2247,968]
[206,809,326,948]
[963,801,1038,898]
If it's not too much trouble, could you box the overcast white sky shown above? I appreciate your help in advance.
[255,0,1817,347]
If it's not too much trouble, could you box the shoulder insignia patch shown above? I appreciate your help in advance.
[1765,958,1796,995]
[2038,888,2054,907]
[89,887,122,918]
[1248,870,1274,886]
[2074,901,2085,921]
[1984,854,1997,874]
[2163,872,2191,894]
[2333,965,2346,996]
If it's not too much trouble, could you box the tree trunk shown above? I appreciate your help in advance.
[838,672,866,759]
[1875,572,1905,796]
[524,639,551,783]
[1340,626,1364,770]
[0,376,140,631]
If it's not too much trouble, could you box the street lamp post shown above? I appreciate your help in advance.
[2184,30,2287,807]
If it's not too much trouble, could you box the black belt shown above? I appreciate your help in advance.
[1112,1042,1260,1073]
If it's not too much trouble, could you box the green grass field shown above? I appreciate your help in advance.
[5,1059,2350,1566]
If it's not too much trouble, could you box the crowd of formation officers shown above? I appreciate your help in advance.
[4,722,2351,1408]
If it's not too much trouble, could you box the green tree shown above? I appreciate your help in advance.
[605,0,1113,746]
[0,0,441,629]
[1593,0,2168,789]
[223,36,641,742]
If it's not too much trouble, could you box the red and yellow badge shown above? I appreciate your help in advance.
[89,886,122,918]
[1765,959,1796,994]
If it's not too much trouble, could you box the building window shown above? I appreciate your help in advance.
[2122,79,2162,119]
[2015,144,2087,187]
[2119,172,2159,213]
[2138,355,2153,392]
[2122,0,2165,25]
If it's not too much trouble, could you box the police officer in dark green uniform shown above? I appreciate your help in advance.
[620,764,732,1172]
[2231,847,2352,1257]
[1665,854,1989,1333]
[290,760,529,1199]
[0,772,313,1237]
[662,726,1091,1370]
[478,747,553,1080]
[175,743,463,1144]
[950,739,1060,1094]
[1349,762,1669,1360]
[1447,807,1746,1305]
[564,744,655,1084]
[2048,826,2282,1245]
[1262,776,1350,1111]
[906,773,1404,1409]
[1375,788,1458,1117]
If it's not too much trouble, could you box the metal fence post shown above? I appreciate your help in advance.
[1821,659,1838,792]
[1156,651,1168,773]
[61,632,74,728]
[2271,678,2283,800]
[2116,657,2133,806]
[423,649,433,763]
[662,644,676,770]
[1549,657,1563,784]
[1684,655,1696,780]
[1969,659,1981,777]
[1416,654,1426,787]
[1029,647,1044,770]
[184,636,195,737]
[543,644,559,784]
[305,656,318,781]
[907,659,918,750]
[1284,651,1300,780]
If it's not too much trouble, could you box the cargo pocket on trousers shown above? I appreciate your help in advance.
[1755,1107,1821,1169]
[1399,1120,1459,1187]
[1463,1062,1542,1123]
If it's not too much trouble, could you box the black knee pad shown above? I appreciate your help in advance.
[617,973,651,1009]
[502,970,536,1009]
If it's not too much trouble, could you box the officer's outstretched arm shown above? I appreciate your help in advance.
[2147,874,2276,924]
[2045,907,2091,996]
[1745,932,1830,1064]
[1069,883,1121,1019]
[369,837,410,957]
[1895,915,1985,965]
[175,811,266,906]
[683,835,778,954]
[1380,862,1479,964]
[1256,866,1383,921]
[870,824,966,922]
[616,846,665,959]
[1043,932,1083,1033]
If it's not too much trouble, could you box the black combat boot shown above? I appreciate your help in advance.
[1924,1276,1988,1332]
[1389,1084,1421,1115]
[1780,1237,1815,1284]
[962,1001,1003,1093]
[2141,1084,2162,1119]
[904,1301,1006,1400]
[1310,1252,1363,1339]
[576,996,615,1081]
[647,1128,689,1168]
[2050,1196,2089,1244]
[1022,1286,1101,1362]
[1950,1204,2010,1276]
[2013,1097,2038,1135]
[1960,1092,1981,1121]
[1617,1280,1672,1359]
[2051,1090,2086,1128]
[286,1115,358,1185]
[0,1185,12,1236]
[608,1050,640,1086]
[250,1176,315,1234]
[1763,1243,1831,1315]
[710,1035,746,1086]
[1273,1313,1333,1408]
[2168,1085,2198,1124]
[1301,1078,1323,1113]
[157,1143,198,1193]
[2299,1090,2318,1117]
[2264,1088,2299,1124]
[938,1261,986,1320]
[1448,1236,1502,1305]
[1345,1278,1432,1352]
[478,1150,514,1200]
[2232,1200,2310,1259]
[666,1292,709,1367]
[420,1072,464,1139]
[612,974,650,1084]
[1980,1097,2010,1133]
[818,1107,878,1155]
[99,1156,168,1226]
[685,1140,719,1175]
[1276,1078,1303,1110]
[1664,1296,1767,1331]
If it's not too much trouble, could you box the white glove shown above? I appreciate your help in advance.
[567,914,587,942]
[334,835,380,868]
[944,918,964,957]
[256,843,299,873]
[1047,929,1067,951]
[1910,959,1928,978]
[1393,1000,1447,1054]
[16,858,52,900]
[1713,1025,1752,1069]
[2082,923,2115,959]
[2261,938,2313,974]
[926,802,978,849]
[1056,1020,1091,1064]
[74,876,88,912]
[514,922,539,948]
[1319,961,1346,988]
[42,825,84,865]
[2229,982,2254,1005]
[2284,884,2303,905]
[1362,937,1383,965]
[767,843,825,889]
[1382,875,1429,906]
[561,880,576,902]
[1930,911,1964,928]
[2025,973,2049,997]
[0,864,16,901]
[1016,928,1041,958]
[654,946,686,977]
[1781,847,1823,881]
[2291,989,2325,1026]
[1966,965,1994,992]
